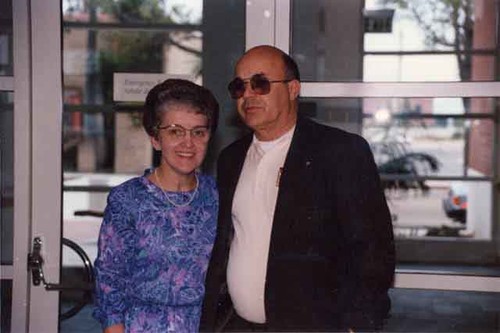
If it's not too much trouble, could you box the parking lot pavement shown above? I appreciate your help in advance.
[386,186,470,238]
[387,187,452,228]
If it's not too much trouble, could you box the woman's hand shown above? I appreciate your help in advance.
[104,323,125,333]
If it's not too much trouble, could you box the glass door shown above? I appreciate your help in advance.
[0,6,14,327]
[7,0,246,332]
[8,0,63,332]
[288,0,500,267]
[58,1,245,332]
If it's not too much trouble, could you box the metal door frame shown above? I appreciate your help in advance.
[10,0,63,331]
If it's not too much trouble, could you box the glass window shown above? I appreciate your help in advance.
[63,0,202,24]
[62,0,245,176]
[1,279,12,332]
[362,98,494,177]
[0,0,13,76]
[364,55,496,82]
[364,96,496,115]
[0,91,13,265]
[59,1,245,327]
[364,0,497,52]
[63,28,202,105]
[389,180,491,240]
[62,24,202,173]
[300,96,494,240]
[292,0,499,82]
[301,97,495,178]
[62,27,202,172]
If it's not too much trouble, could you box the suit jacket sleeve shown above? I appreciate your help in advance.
[336,136,395,330]
[200,149,233,332]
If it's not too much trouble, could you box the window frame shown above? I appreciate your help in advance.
[247,0,500,290]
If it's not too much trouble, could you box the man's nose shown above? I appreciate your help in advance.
[242,81,257,98]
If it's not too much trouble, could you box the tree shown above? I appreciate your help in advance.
[100,0,168,23]
[381,0,474,88]
[95,0,202,102]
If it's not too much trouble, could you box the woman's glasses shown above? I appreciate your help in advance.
[157,124,210,144]
[227,73,292,99]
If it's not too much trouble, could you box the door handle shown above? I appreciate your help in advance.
[27,237,45,286]
[27,236,95,320]
[28,236,94,291]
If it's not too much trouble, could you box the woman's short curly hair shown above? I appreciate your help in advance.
[142,79,219,138]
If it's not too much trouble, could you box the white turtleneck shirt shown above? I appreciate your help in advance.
[226,127,295,323]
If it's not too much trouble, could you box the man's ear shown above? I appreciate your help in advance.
[288,80,301,101]
[150,135,161,151]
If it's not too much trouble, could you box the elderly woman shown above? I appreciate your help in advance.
[93,79,219,333]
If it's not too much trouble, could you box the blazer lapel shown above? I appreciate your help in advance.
[269,116,316,254]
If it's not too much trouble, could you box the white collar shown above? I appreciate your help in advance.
[252,125,296,153]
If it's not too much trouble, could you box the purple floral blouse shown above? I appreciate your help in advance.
[93,170,218,332]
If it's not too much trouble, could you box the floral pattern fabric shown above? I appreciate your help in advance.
[93,169,218,332]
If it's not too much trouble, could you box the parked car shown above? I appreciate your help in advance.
[442,182,467,224]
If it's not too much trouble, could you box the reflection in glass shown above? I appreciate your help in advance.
[364,114,494,178]
[301,97,495,177]
[292,0,499,82]
[299,97,493,239]
[387,180,491,240]
[62,188,106,264]
[60,186,106,330]
[365,118,465,177]
[365,0,497,52]
[63,28,202,105]
[0,92,13,264]
[363,98,494,177]
[292,0,365,82]
[364,55,496,82]
[0,0,13,76]
[63,0,202,24]
[364,96,495,115]
[60,2,244,328]
[62,27,202,173]
[1,280,12,332]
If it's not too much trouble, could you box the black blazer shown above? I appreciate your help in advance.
[201,116,395,332]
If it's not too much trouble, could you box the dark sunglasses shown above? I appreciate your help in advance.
[227,73,292,99]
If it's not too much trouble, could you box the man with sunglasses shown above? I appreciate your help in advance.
[201,45,395,332]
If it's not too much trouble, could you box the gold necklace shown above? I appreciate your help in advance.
[154,168,199,207]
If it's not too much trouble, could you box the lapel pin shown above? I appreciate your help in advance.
[276,167,284,187]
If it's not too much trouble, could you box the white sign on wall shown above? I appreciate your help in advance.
[113,73,192,102]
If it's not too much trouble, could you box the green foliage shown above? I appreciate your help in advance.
[94,0,202,105]
[99,30,165,103]
[99,0,172,23]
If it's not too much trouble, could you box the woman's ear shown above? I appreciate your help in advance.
[150,135,161,151]
[288,80,301,101]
